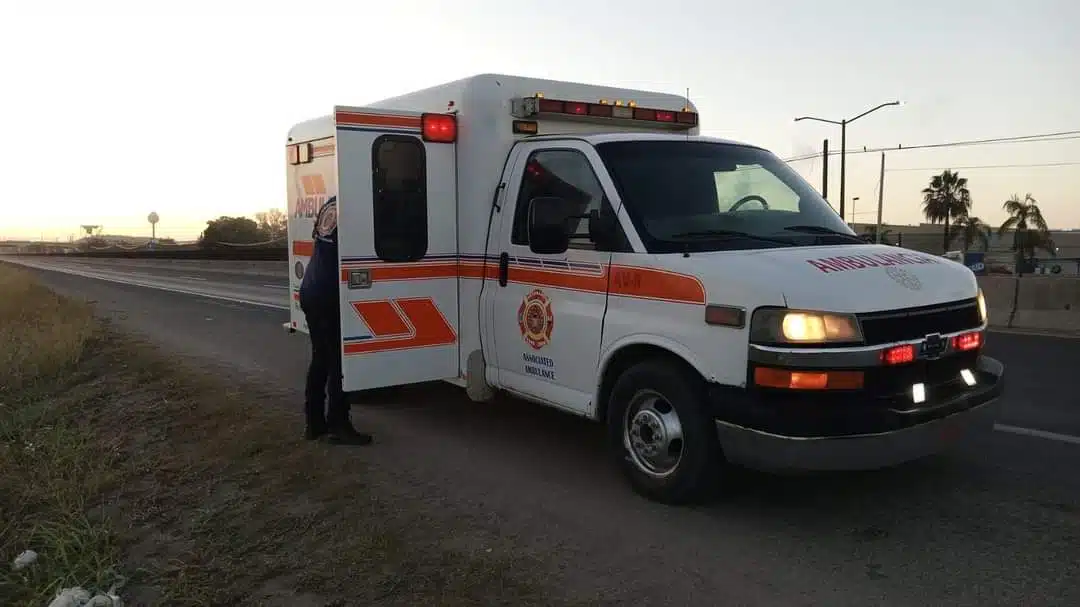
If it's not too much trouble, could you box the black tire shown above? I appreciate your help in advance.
[606,357,725,505]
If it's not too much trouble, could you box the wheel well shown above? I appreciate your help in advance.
[595,344,702,422]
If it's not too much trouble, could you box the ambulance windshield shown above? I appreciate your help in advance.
[595,140,861,253]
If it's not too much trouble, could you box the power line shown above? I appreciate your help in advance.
[885,161,1080,172]
[783,130,1080,163]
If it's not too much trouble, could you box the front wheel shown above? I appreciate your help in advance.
[606,358,725,504]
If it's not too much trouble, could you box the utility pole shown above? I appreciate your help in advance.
[875,152,886,243]
[839,121,846,219]
[794,100,901,222]
[821,139,829,200]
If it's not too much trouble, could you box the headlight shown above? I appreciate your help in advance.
[750,308,863,345]
[977,289,988,324]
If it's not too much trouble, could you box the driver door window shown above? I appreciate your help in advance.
[511,149,624,251]
[714,165,800,213]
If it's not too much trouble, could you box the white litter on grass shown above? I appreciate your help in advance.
[12,549,38,570]
[11,550,125,607]
[46,586,124,607]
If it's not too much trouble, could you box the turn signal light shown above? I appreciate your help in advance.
[704,304,745,327]
[754,367,864,390]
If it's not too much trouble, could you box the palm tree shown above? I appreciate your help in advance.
[921,170,973,252]
[861,225,894,245]
[951,215,991,253]
[999,193,1055,265]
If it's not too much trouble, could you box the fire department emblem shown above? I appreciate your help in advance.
[518,289,554,349]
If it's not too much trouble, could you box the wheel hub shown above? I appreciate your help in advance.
[624,391,684,478]
[629,410,667,457]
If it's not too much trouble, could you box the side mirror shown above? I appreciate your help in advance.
[588,208,618,250]
[528,197,571,255]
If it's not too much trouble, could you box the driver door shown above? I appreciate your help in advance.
[490,141,621,414]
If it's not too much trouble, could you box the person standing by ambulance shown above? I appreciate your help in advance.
[298,197,373,445]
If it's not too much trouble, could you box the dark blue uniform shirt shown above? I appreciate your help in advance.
[299,198,339,312]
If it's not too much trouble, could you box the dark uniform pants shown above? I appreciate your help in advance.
[302,302,347,428]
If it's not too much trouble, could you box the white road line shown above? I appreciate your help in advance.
[987,327,1080,340]
[994,424,1080,445]
[263,284,289,289]
[4,260,289,311]
[182,275,208,281]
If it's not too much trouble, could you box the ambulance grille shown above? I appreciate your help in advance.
[857,298,981,346]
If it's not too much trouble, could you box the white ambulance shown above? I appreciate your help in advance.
[284,74,1005,504]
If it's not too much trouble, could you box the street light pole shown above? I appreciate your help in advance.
[795,100,901,222]
[839,120,847,220]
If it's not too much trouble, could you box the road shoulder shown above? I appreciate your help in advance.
[0,265,565,606]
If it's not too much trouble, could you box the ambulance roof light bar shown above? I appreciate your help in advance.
[511,95,698,129]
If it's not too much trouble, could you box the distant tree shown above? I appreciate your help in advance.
[157,237,177,245]
[83,236,109,250]
[254,208,288,241]
[199,216,267,248]
[999,193,1055,264]
[952,215,991,253]
[921,169,972,252]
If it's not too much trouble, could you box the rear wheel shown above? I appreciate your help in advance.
[606,358,724,504]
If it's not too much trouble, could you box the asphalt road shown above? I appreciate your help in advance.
[5,255,1080,606]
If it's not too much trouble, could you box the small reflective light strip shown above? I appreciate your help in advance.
[298,142,312,163]
[754,367,864,390]
[311,142,336,158]
[335,111,422,130]
[704,304,745,328]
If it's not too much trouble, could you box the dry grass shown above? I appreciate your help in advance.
[0,266,97,390]
[0,265,572,607]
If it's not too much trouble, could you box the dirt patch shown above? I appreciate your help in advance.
[0,265,580,606]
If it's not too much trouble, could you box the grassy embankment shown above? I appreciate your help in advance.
[0,264,559,606]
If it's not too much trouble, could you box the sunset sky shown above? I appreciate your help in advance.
[2,0,1078,241]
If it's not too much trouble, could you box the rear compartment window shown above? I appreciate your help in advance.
[372,135,427,262]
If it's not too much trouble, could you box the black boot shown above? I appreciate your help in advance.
[304,406,328,441]
[304,422,328,441]
[326,416,373,446]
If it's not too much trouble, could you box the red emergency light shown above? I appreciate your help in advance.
[422,113,457,143]
[512,95,698,128]
[881,344,915,365]
[952,331,982,352]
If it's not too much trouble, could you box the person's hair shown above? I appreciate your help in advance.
[313,197,338,241]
